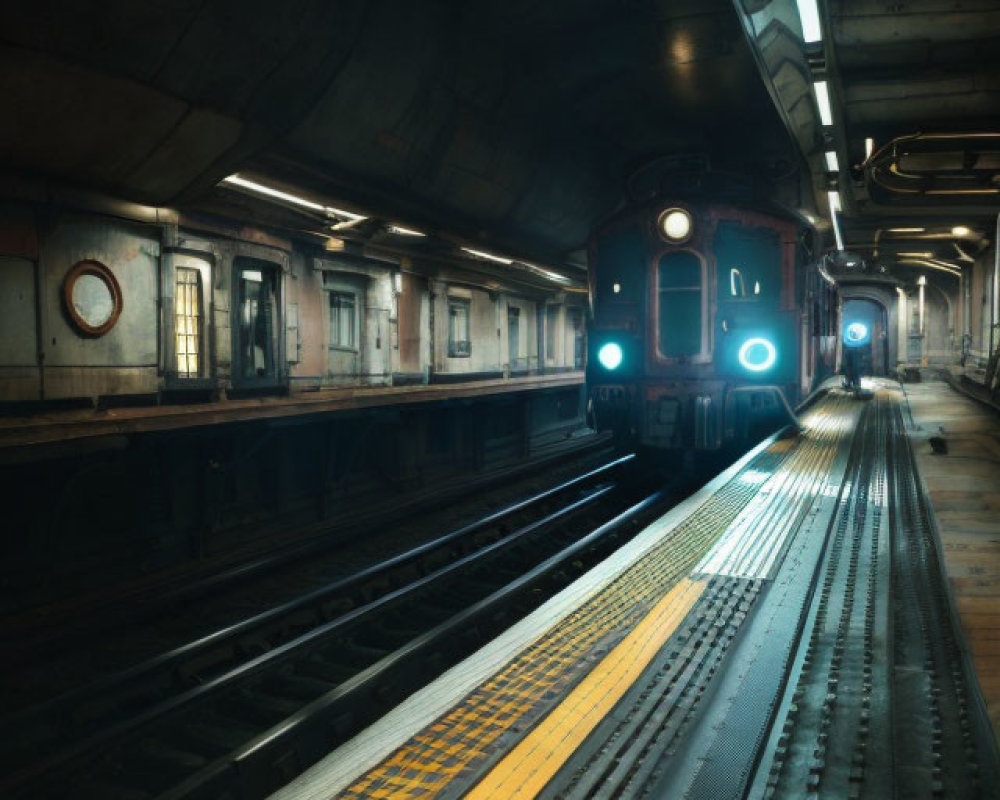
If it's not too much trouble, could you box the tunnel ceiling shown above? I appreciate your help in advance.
[826,0,1000,278]
[0,0,799,268]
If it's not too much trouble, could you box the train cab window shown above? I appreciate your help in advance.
[235,260,280,382]
[657,251,704,358]
[448,297,471,357]
[594,225,645,306]
[174,267,202,378]
[328,292,357,350]
[715,221,780,303]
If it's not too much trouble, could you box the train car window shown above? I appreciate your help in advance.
[508,307,523,371]
[235,262,279,381]
[594,225,645,306]
[328,292,357,350]
[448,297,471,357]
[714,221,780,303]
[657,251,704,358]
[175,267,202,377]
[545,305,559,363]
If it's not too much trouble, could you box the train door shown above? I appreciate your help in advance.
[397,272,424,376]
[233,258,282,386]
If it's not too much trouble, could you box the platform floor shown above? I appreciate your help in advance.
[904,379,1000,740]
[269,380,999,800]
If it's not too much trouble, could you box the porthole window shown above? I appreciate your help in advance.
[63,260,123,336]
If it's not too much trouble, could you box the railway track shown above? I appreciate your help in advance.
[755,392,998,799]
[1,455,671,799]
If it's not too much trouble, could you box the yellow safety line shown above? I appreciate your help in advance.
[466,577,705,800]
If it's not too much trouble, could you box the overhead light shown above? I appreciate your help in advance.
[461,247,513,265]
[827,191,844,251]
[887,227,925,233]
[326,205,367,222]
[221,174,368,222]
[865,138,875,159]
[951,225,971,236]
[521,262,572,284]
[223,175,324,211]
[896,251,933,258]
[388,224,426,237]
[813,81,833,126]
[825,151,840,171]
[795,0,823,43]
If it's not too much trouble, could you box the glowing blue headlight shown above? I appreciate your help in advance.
[598,342,623,370]
[738,337,777,372]
[844,322,869,345]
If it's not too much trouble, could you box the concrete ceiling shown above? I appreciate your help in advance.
[1,1,997,276]
[0,0,796,268]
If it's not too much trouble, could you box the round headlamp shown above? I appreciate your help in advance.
[598,342,623,370]
[657,207,693,243]
[738,337,777,372]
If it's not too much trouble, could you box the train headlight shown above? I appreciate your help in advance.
[598,342,624,371]
[738,337,777,372]
[844,322,869,345]
[657,207,693,243]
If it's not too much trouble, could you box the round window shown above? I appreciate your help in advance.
[63,260,123,336]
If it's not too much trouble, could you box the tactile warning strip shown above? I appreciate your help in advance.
[335,395,855,799]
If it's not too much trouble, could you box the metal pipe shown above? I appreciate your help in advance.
[992,211,1000,357]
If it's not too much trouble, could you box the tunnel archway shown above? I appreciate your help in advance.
[842,297,889,377]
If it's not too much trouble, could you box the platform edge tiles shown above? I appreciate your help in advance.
[268,395,841,800]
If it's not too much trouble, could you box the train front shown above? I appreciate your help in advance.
[587,201,814,453]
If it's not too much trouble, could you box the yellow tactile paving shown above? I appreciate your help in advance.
[466,577,704,799]
[334,394,855,799]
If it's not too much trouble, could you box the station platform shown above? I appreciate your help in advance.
[271,379,1000,800]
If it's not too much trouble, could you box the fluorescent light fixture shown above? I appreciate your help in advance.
[326,205,367,222]
[896,251,933,258]
[951,225,971,236]
[825,151,840,171]
[813,81,833,126]
[222,174,368,222]
[388,224,425,237]
[887,227,924,233]
[521,262,572,284]
[827,190,844,251]
[461,247,513,265]
[223,175,323,211]
[865,137,875,159]
[795,0,823,42]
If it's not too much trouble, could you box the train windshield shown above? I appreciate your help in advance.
[594,225,645,306]
[657,251,704,358]
[714,221,781,303]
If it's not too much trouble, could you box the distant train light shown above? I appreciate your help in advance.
[738,337,776,372]
[844,322,870,345]
[598,342,624,371]
[658,208,693,243]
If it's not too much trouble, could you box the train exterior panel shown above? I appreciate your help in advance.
[588,199,833,451]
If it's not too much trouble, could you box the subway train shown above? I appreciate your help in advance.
[587,197,838,452]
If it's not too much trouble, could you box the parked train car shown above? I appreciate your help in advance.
[0,196,586,409]
[587,197,837,452]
